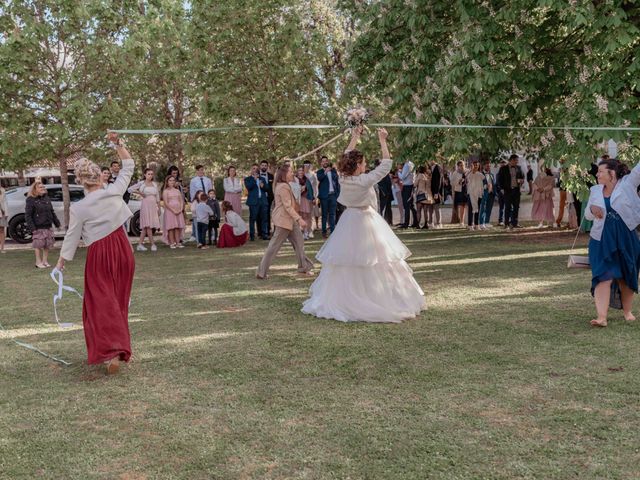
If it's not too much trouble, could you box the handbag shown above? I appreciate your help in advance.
[415,192,427,204]
[567,255,590,269]
[567,218,590,269]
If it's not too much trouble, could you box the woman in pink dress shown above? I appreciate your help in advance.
[531,167,556,228]
[162,176,185,248]
[223,166,243,215]
[129,168,161,251]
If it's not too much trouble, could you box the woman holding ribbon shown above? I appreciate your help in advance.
[56,132,136,375]
[302,127,425,323]
[586,158,640,327]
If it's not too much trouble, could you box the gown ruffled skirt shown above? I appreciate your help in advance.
[302,206,426,323]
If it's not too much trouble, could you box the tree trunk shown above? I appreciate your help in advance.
[59,155,70,228]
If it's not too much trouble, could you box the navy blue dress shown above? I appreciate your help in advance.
[588,197,640,308]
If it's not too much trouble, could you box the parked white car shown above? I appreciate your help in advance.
[4,184,142,244]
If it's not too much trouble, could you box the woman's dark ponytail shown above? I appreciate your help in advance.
[617,161,630,178]
[598,158,629,179]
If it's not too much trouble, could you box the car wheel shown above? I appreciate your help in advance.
[8,214,32,244]
[130,211,141,237]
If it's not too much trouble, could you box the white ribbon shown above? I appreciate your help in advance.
[50,268,83,329]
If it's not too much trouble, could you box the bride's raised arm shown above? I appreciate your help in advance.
[378,128,390,160]
[345,125,364,153]
[359,129,392,186]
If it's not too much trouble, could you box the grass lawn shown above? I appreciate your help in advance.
[1,226,639,479]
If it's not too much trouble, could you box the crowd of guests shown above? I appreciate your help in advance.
[379,153,596,233]
[94,155,347,253]
[13,150,614,268]
[9,140,640,334]
[382,154,523,231]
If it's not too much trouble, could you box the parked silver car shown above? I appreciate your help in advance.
[5,184,142,243]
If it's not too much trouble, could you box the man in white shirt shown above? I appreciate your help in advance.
[399,159,418,228]
[188,165,213,241]
[109,160,131,204]
[189,165,213,202]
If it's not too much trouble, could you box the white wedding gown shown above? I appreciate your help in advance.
[302,159,426,323]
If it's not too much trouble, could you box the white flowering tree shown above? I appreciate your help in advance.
[345,0,639,184]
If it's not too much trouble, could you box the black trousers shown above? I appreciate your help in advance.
[207,220,219,245]
[257,201,272,237]
[467,197,481,226]
[401,185,418,227]
[574,198,582,226]
[504,188,521,227]
[379,193,393,224]
[249,203,269,239]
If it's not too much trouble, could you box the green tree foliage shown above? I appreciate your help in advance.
[0,0,133,223]
[190,0,353,166]
[347,0,640,176]
[113,0,198,177]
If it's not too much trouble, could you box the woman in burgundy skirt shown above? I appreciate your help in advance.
[56,132,135,375]
[217,201,249,248]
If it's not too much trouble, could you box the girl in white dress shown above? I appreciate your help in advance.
[302,128,426,323]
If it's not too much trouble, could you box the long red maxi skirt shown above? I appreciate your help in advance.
[83,227,135,364]
[217,223,248,248]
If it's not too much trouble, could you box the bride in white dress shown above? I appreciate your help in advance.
[302,127,426,323]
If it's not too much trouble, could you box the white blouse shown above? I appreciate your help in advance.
[223,177,243,194]
[450,170,467,193]
[129,181,160,202]
[338,159,392,209]
[585,162,640,241]
[467,171,485,201]
[225,210,248,236]
[60,158,134,261]
[289,181,302,203]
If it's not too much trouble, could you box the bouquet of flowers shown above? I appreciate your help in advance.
[345,107,370,128]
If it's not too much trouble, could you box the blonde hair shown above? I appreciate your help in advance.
[74,157,102,188]
[27,180,44,198]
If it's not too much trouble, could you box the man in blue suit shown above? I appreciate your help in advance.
[316,155,340,239]
[244,163,270,240]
